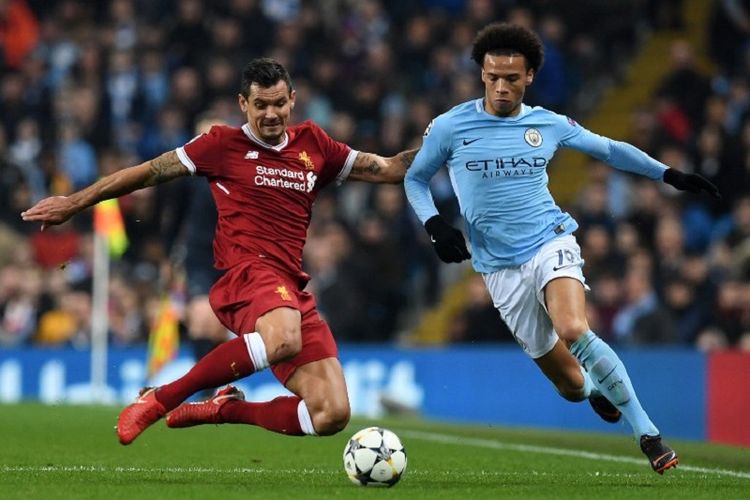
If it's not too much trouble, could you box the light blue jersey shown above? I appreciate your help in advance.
[404,99,668,273]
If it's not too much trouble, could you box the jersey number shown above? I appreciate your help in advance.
[553,249,577,271]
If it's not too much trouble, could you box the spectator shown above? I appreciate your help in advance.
[57,120,97,190]
[655,40,712,136]
[0,0,40,70]
[709,0,750,76]
[0,264,42,346]
[449,273,513,343]
[613,269,676,345]
[1,0,744,349]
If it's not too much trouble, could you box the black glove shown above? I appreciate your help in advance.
[424,215,471,263]
[663,168,720,199]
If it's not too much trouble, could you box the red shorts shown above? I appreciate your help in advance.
[208,260,338,384]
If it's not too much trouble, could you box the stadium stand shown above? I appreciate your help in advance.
[0,0,747,351]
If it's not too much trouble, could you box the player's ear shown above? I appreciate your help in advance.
[290,89,297,109]
[238,93,248,113]
[526,69,534,85]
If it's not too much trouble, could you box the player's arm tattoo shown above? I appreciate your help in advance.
[68,151,188,211]
[391,148,418,173]
[349,148,419,184]
[144,151,190,186]
[351,152,382,178]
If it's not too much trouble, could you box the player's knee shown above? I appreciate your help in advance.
[312,401,351,436]
[554,318,588,342]
[263,325,302,362]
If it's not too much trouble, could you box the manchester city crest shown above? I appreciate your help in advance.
[524,128,543,147]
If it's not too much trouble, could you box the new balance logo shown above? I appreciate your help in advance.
[462,138,481,146]
[245,150,259,159]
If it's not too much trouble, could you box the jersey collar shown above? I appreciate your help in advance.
[476,99,529,120]
[242,123,289,151]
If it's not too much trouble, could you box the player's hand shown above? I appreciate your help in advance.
[21,196,79,230]
[663,168,720,199]
[424,215,471,263]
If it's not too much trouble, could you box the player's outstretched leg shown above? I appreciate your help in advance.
[116,332,267,445]
[570,330,677,473]
[166,385,245,427]
[167,385,316,436]
[116,387,167,445]
[640,434,679,474]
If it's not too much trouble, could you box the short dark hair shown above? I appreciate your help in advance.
[240,58,293,97]
[471,23,544,73]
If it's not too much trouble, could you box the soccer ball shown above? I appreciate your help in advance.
[342,427,407,487]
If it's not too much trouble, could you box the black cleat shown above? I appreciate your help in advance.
[588,395,622,423]
[640,434,679,474]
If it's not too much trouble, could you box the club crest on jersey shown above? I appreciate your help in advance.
[275,285,292,301]
[524,128,543,147]
[298,151,315,170]
[245,150,259,159]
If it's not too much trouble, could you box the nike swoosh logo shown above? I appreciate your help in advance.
[134,388,155,404]
[211,394,238,406]
[462,138,481,146]
[597,366,618,384]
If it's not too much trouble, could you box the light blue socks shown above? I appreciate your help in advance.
[579,366,599,399]
[571,330,659,438]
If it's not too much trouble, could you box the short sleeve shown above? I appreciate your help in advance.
[310,122,357,185]
[175,125,223,176]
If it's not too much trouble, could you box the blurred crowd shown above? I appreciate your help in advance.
[0,0,747,351]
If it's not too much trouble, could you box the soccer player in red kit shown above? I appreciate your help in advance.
[22,58,419,444]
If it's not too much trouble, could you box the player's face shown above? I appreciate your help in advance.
[481,53,534,117]
[239,81,296,145]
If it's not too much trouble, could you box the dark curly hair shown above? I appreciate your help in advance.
[471,23,544,73]
[240,57,293,97]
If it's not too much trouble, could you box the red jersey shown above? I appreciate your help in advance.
[175,121,356,279]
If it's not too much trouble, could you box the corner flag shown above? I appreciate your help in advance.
[93,199,128,257]
[147,296,180,377]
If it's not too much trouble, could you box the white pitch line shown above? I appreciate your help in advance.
[2,431,748,480]
[0,465,646,479]
[0,466,318,474]
[400,430,750,480]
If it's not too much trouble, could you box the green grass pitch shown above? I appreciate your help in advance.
[1,404,749,499]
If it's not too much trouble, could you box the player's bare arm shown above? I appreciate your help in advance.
[21,151,188,229]
[348,149,419,184]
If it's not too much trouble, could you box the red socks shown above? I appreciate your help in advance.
[151,332,311,436]
[155,335,254,411]
[220,396,305,435]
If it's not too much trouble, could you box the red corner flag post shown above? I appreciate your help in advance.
[148,296,180,377]
[93,199,128,257]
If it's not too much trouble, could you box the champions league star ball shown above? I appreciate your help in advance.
[343,427,407,486]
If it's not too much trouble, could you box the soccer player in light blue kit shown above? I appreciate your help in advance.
[405,23,719,474]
